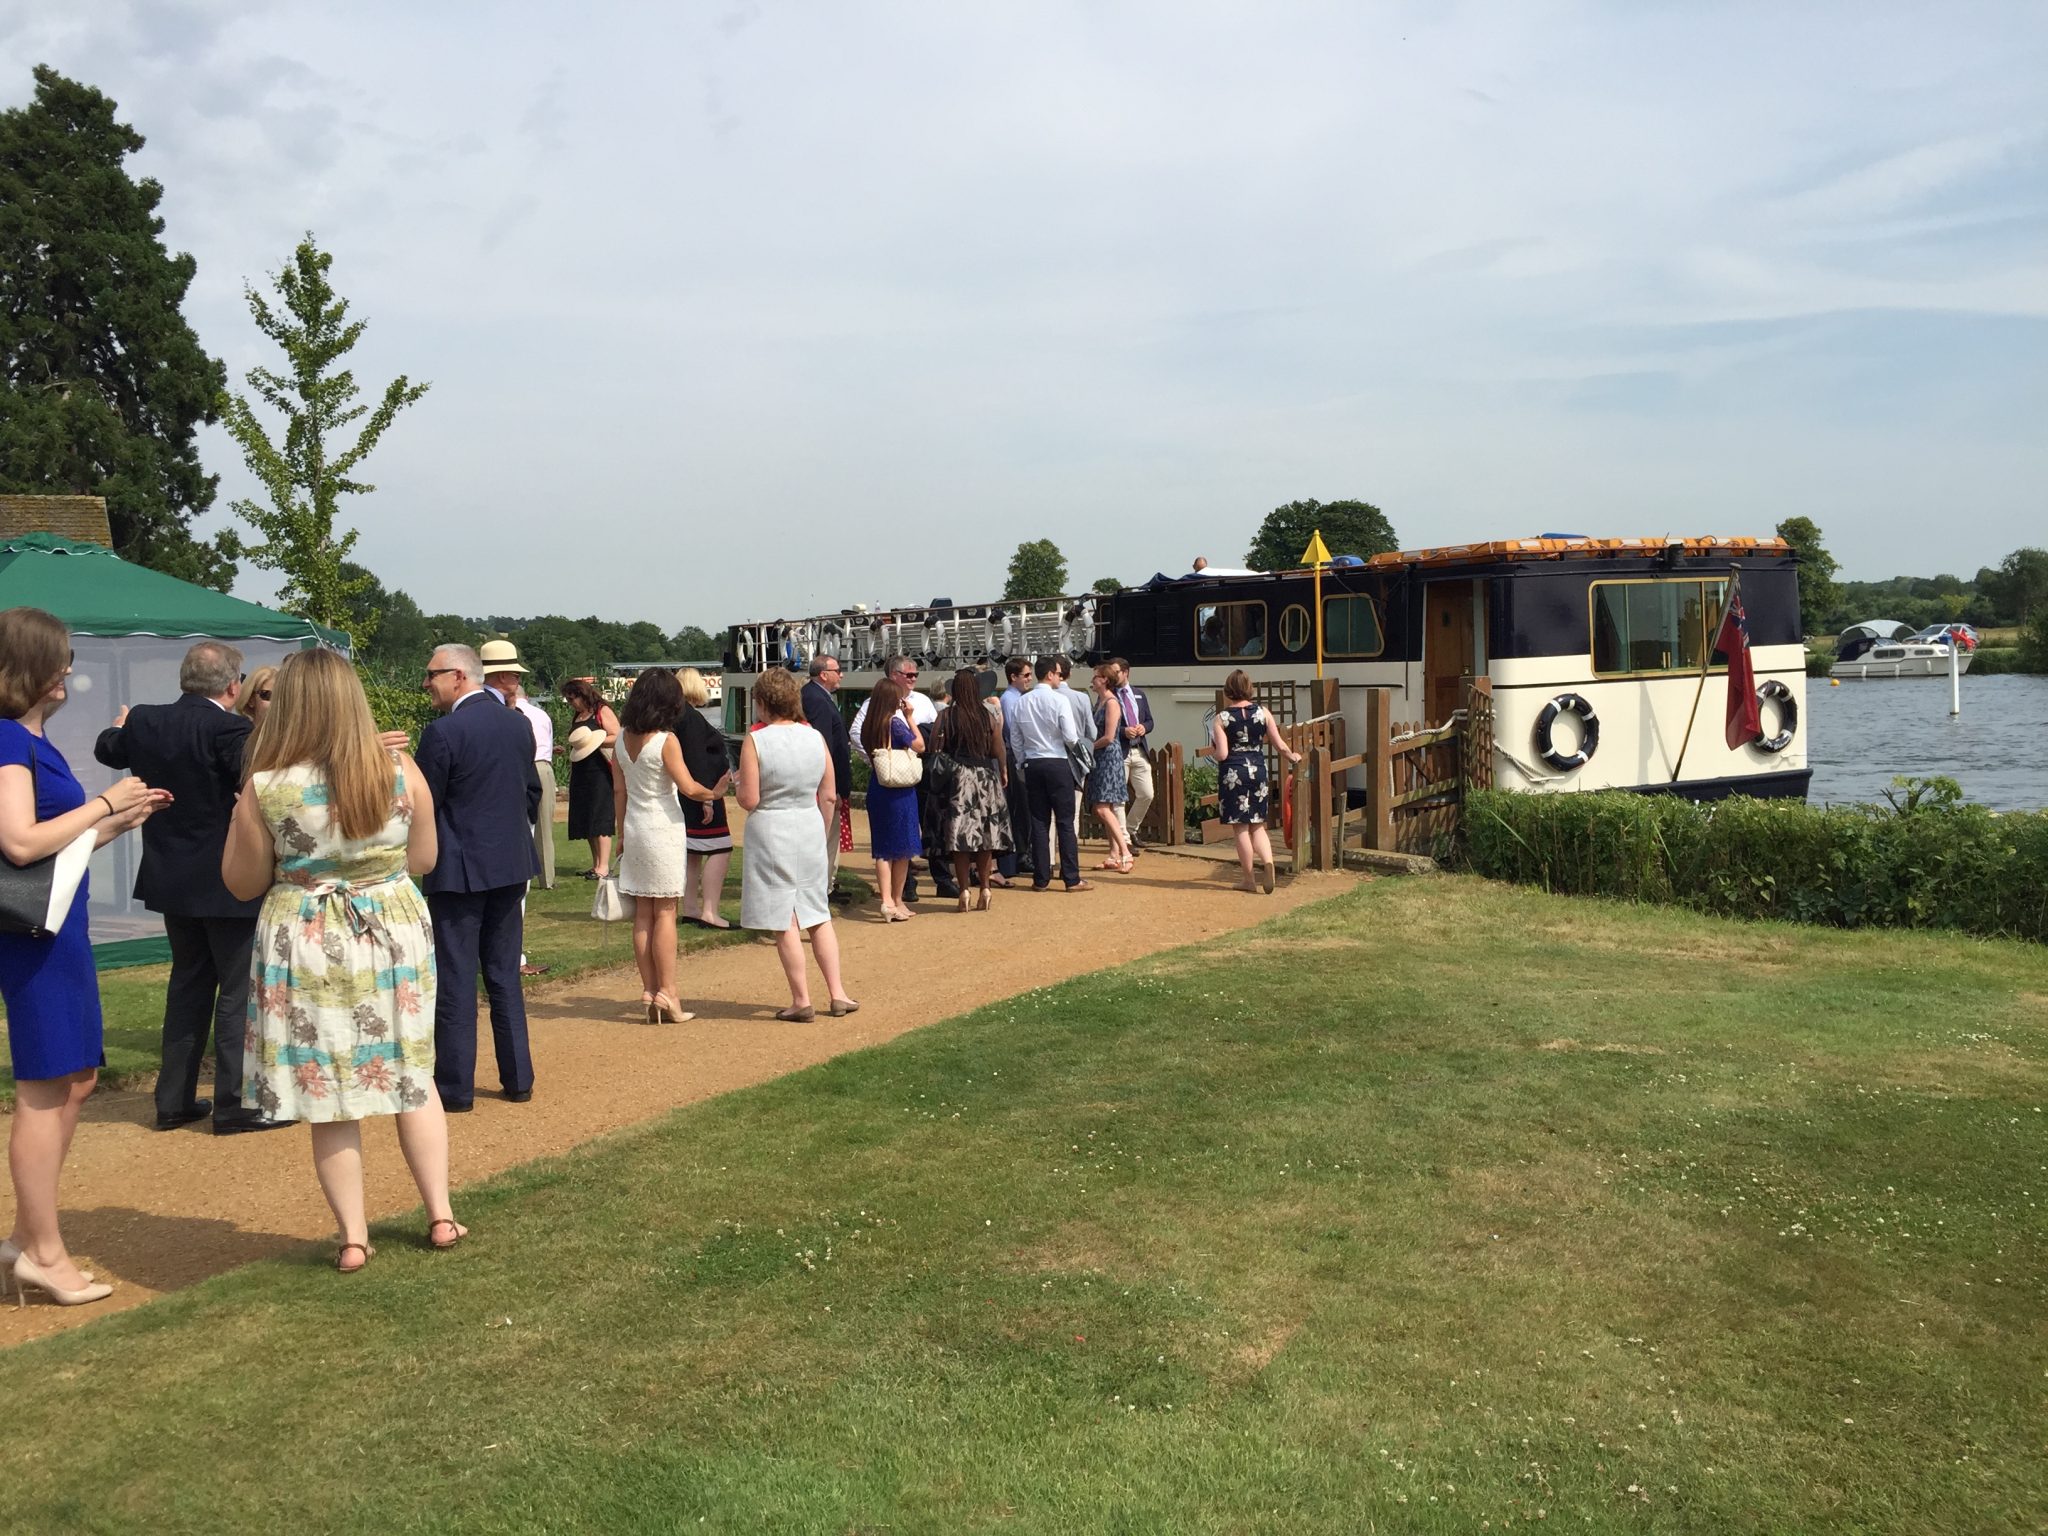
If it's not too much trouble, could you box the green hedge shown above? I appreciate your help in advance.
[1461,780,2048,943]
[357,673,575,761]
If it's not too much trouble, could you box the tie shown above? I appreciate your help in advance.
[1119,687,1139,732]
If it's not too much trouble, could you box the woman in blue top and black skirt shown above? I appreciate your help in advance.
[0,608,168,1308]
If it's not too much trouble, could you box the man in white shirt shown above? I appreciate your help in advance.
[997,656,1034,880]
[480,639,557,898]
[1052,657,1095,850]
[1010,657,1092,892]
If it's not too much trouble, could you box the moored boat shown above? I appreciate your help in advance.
[1830,620,1973,680]
[724,535,1812,802]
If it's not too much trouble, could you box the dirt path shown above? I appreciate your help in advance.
[2,848,1355,1346]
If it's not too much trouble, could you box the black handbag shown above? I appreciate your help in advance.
[925,719,960,798]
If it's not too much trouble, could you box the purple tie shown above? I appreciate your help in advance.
[1119,687,1139,732]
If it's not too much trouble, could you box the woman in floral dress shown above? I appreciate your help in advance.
[223,648,465,1273]
[1209,669,1301,895]
[929,669,1013,910]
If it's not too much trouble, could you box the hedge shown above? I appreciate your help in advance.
[359,672,575,760]
[1461,780,2048,943]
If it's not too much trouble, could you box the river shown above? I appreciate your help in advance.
[1806,672,2048,811]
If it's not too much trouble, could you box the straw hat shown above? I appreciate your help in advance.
[567,725,606,763]
[478,638,528,674]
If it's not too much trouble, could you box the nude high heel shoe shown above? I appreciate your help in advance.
[12,1252,113,1309]
[1,1239,91,1298]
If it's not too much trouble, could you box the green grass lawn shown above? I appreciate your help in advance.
[1,820,851,1103]
[3,877,2044,1533]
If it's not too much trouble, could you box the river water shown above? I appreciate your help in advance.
[1806,673,2048,811]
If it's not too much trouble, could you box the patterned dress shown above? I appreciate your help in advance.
[931,709,1013,855]
[243,764,437,1124]
[1218,704,1271,825]
[1085,700,1128,808]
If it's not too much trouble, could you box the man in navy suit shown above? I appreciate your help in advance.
[801,655,851,900]
[1109,657,1157,853]
[416,644,542,1111]
[95,641,293,1134]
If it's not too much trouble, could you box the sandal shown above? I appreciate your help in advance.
[336,1241,375,1273]
[428,1219,466,1252]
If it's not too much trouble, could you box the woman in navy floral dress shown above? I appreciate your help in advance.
[1209,669,1301,895]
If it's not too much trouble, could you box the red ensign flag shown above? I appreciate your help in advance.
[1714,574,1761,749]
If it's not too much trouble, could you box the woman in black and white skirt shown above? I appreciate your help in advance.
[675,667,734,929]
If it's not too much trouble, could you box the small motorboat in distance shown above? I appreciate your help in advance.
[1831,619,1973,680]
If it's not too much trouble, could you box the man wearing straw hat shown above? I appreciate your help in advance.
[480,639,557,894]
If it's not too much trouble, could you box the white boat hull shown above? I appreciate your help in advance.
[1831,648,1973,680]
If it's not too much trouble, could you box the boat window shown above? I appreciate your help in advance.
[1278,604,1311,653]
[1322,594,1384,658]
[1589,579,1728,674]
[1196,601,1266,661]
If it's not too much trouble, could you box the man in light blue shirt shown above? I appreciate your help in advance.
[1010,657,1092,891]
[998,656,1034,881]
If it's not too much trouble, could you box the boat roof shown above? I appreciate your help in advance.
[1343,535,1791,573]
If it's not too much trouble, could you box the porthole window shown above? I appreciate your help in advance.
[1278,604,1311,653]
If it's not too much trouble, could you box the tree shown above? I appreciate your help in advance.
[218,234,429,637]
[669,624,717,659]
[1004,539,1068,598]
[1090,576,1122,595]
[339,561,433,672]
[1774,516,1840,639]
[1980,547,2048,625]
[1246,498,1397,572]
[0,66,235,587]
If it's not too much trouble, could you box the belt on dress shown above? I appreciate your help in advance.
[298,871,411,951]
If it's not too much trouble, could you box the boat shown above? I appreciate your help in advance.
[1830,620,1973,680]
[723,535,1812,802]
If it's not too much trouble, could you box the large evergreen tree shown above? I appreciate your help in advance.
[219,234,429,637]
[1246,498,1398,571]
[0,66,234,586]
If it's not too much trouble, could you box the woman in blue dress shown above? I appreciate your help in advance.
[0,608,168,1307]
[1209,668,1301,895]
[1084,664,1133,872]
[860,677,924,922]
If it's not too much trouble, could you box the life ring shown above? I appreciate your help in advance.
[1064,598,1094,661]
[1754,679,1796,753]
[1533,693,1599,771]
[818,621,844,658]
[735,629,756,670]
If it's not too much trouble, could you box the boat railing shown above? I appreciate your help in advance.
[730,595,1102,675]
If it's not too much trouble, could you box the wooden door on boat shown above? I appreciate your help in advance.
[1424,579,1480,724]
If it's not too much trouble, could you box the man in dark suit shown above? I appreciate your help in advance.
[1110,657,1157,852]
[801,655,852,902]
[416,643,542,1111]
[95,641,291,1134]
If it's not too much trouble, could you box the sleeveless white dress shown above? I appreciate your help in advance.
[739,725,831,932]
[617,731,689,898]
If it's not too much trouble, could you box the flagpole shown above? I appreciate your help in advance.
[1671,564,1738,784]
[1313,559,1325,680]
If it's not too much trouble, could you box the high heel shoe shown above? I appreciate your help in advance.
[0,1239,91,1298]
[640,991,656,1022]
[650,993,695,1024]
[12,1252,113,1308]
[976,888,992,912]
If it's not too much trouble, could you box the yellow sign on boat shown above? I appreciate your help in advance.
[1300,530,1333,567]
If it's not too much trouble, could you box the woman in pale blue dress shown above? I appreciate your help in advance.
[736,668,856,1023]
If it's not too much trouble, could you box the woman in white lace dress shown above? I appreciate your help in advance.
[610,667,718,1022]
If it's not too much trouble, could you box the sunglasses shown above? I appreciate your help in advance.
[258,689,273,701]
[423,667,460,681]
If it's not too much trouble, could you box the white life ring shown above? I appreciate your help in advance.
[1064,598,1095,661]
[735,629,757,670]
[818,621,845,658]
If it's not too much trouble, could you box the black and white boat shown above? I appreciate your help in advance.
[1830,620,1973,680]
[723,535,1811,801]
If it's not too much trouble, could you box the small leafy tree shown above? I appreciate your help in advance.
[1774,516,1840,639]
[1004,539,1068,598]
[1981,547,2048,625]
[1091,576,1121,594]
[670,624,717,659]
[1246,498,1397,571]
[219,234,429,639]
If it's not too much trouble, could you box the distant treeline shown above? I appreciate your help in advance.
[341,562,717,690]
[1822,548,2046,635]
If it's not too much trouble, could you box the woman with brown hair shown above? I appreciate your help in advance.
[558,678,620,879]
[611,666,718,1021]
[1209,668,1301,894]
[220,647,463,1272]
[0,609,168,1306]
[236,664,277,726]
[929,668,1011,911]
[1085,664,1133,873]
[860,675,923,921]
[736,667,854,1020]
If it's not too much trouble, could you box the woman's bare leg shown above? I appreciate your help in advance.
[681,851,703,920]
[698,851,732,927]
[774,920,811,1008]
[648,897,679,1000]
[394,1098,459,1231]
[631,904,657,994]
[590,834,611,878]
[8,1071,97,1285]
[809,919,848,999]
[1232,826,1257,889]
[310,1121,369,1266]
[952,852,971,909]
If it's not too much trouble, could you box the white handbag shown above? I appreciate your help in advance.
[871,746,923,789]
[591,875,634,922]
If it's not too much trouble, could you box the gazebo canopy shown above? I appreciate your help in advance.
[0,533,335,643]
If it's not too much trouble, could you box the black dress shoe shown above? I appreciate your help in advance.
[504,1089,532,1103]
[154,1099,212,1131]
[442,1100,475,1114]
[214,1113,296,1136]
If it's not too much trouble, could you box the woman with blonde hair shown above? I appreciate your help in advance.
[673,667,734,929]
[236,664,277,726]
[0,609,168,1306]
[611,666,719,1022]
[1210,668,1300,894]
[736,667,855,1020]
[222,647,464,1272]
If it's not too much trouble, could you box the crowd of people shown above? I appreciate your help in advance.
[0,605,1297,1308]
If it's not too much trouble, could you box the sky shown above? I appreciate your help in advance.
[4,0,2044,634]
